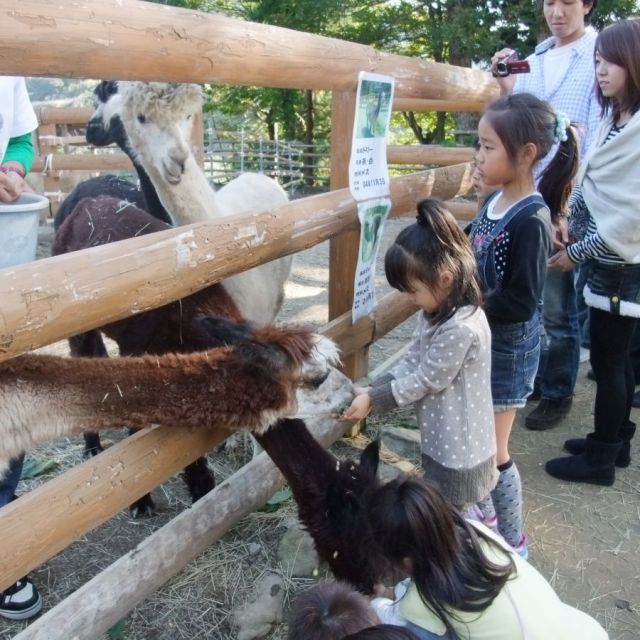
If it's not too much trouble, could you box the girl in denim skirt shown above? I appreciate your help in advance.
[546,18,640,486]
[469,93,579,557]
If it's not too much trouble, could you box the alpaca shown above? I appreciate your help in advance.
[53,81,173,231]
[52,195,246,515]
[116,81,293,325]
[189,317,384,592]
[0,316,340,475]
[256,419,384,594]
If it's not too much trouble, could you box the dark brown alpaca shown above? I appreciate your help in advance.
[0,317,339,478]
[52,195,245,515]
[255,419,384,594]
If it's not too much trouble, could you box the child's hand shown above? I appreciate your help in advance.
[353,386,372,397]
[340,393,372,421]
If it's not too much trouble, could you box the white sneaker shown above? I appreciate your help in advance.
[0,578,43,620]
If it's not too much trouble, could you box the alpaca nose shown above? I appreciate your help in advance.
[86,118,112,146]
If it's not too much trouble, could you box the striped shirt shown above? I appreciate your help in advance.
[567,125,626,265]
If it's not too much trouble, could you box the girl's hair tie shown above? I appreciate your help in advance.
[554,111,570,143]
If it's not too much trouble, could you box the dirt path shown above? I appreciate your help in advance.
[1,218,638,639]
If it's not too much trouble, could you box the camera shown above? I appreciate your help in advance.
[493,53,530,77]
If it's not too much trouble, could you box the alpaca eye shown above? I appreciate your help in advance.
[137,114,146,124]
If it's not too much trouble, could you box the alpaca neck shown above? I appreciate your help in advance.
[255,419,336,495]
[148,155,225,225]
[0,353,293,466]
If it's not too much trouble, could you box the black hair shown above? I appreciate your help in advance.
[384,199,482,325]
[287,582,380,640]
[595,18,640,122]
[481,93,579,221]
[365,476,515,640]
[584,0,598,23]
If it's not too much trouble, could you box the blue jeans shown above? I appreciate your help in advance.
[0,455,23,507]
[575,263,591,348]
[537,269,580,400]
[491,315,541,410]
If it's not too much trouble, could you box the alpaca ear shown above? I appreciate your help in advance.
[192,314,254,348]
[359,440,380,478]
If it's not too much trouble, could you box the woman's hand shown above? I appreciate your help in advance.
[548,249,575,272]
[0,171,24,203]
[552,217,569,252]
[340,392,372,421]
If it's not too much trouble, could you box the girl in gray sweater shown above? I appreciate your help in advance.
[341,199,497,508]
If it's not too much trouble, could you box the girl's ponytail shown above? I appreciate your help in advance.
[538,116,580,223]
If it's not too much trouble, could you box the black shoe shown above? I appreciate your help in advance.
[525,397,573,431]
[633,389,640,409]
[564,422,635,468]
[546,435,621,486]
[0,578,43,620]
[527,384,542,403]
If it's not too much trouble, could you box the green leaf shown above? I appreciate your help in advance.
[20,458,59,480]
[259,487,293,512]
[107,619,126,640]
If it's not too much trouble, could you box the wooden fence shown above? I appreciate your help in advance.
[0,1,497,637]
[31,109,477,213]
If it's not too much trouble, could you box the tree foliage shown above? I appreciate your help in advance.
[146,0,639,147]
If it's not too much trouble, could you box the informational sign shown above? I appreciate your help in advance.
[348,73,395,201]
[348,72,395,322]
[351,197,392,322]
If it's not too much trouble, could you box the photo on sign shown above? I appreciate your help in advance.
[360,203,388,262]
[356,80,393,138]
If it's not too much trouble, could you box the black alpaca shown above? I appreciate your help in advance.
[255,419,384,594]
[193,318,385,592]
[52,197,244,517]
[53,80,173,231]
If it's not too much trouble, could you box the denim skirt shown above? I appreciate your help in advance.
[490,315,541,410]
[584,261,640,318]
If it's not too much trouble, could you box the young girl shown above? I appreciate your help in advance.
[341,199,497,509]
[469,93,579,556]
[546,18,640,485]
[366,476,608,640]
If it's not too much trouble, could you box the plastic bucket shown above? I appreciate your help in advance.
[0,193,49,269]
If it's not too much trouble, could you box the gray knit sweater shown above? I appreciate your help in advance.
[369,305,497,505]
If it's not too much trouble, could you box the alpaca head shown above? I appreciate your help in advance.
[194,316,341,427]
[118,81,202,185]
[86,80,128,149]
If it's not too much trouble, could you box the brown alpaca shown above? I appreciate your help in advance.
[0,318,339,474]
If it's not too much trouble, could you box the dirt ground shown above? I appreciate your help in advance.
[1,216,639,640]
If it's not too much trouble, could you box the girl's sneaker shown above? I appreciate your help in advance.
[0,578,43,620]
[512,535,529,561]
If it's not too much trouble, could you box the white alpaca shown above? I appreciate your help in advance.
[114,82,292,325]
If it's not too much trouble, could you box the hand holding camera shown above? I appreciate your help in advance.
[491,50,530,78]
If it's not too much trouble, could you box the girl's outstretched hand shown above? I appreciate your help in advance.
[340,391,372,421]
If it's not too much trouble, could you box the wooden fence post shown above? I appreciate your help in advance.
[328,91,367,384]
